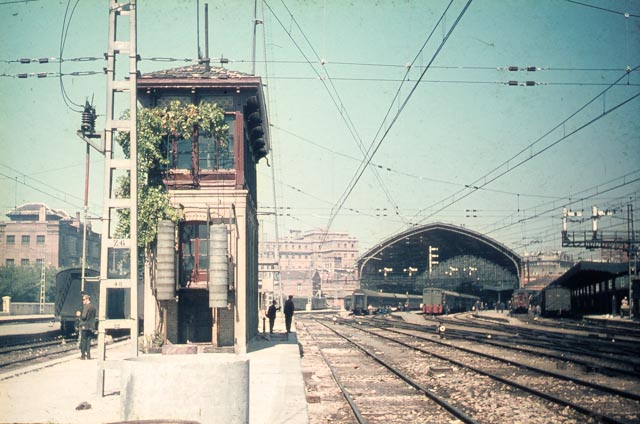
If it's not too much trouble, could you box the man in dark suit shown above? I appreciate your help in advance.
[284,295,295,333]
[266,300,279,333]
[78,294,96,359]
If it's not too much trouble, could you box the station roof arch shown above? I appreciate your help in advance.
[358,222,522,293]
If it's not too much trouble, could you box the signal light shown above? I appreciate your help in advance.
[244,96,268,162]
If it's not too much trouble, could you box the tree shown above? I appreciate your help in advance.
[0,265,56,302]
[115,100,229,247]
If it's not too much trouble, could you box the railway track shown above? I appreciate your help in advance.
[380,315,640,380]
[299,314,640,424]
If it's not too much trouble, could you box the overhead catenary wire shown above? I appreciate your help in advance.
[325,0,473,238]
[564,0,640,18]
[264,0,410,228]
[58,0,84,112]
[409,66,640,227]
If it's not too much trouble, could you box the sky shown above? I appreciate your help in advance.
[0,0,639,260]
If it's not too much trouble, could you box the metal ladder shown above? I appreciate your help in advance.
[96,0,139,396]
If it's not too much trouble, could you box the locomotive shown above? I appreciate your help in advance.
[510,289,531,314]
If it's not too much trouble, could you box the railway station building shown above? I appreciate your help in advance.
[357,222,522,305]
[136,63,270,353]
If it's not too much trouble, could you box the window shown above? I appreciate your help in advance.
[37,235,45,244]
[21,235,30,245]
[174,137,194,170]
[36,258,44,266]
[5,259,14,266]
[179,222,210,286]
[169,114,236,173]
[6,235,15,245]
[21,259,29,266]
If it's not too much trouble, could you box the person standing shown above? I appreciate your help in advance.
[266,300,279,333]
[78,294,96,360]
[284,295,295,333]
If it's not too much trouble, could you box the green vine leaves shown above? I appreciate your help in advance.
[115,100,229,247]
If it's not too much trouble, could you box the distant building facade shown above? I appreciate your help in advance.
[521,251,574,290]
[0,203,100,269]
[259,230,359,308]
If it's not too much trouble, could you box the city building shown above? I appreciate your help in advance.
[259,229,359,308]
[0,203,100,270]
[521,251,575,290]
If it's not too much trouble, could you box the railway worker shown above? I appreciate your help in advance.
[621,297,630,318]
[77,294,96,360]
[284,295,295,333]
[266,300,280,333]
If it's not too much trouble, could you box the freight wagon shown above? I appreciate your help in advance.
[541,285,572,317]
[351,289,421,315]
[422,287,479,315]
[55,268,126,336]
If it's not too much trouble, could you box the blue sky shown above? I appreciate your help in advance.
[1,0,638,257]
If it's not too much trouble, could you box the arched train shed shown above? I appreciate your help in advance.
[357,222,522,300]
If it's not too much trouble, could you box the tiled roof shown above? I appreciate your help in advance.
[140,64,255,80]
[6,203,70,220]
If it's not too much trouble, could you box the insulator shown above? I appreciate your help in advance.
[37,73,47,78]
[525,81,535,86]
[508,66,518,71]
[38,58,49,64]
[508,80,518,86]
[527,66,537,72]
[81,101,96,134]
[20,58,31,64]
[17,73,27,78]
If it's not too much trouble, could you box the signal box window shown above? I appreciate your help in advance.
[168,115,236,173]
[179,222,209,287]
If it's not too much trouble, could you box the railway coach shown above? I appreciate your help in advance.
[422,287,479,315]
[351,289,421,315]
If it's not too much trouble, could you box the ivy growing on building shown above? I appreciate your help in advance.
[115,100,229,247]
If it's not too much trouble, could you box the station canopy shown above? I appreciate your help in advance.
[551,261,628,290]
[358,222,522,297]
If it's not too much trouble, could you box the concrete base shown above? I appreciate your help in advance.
[120,354,249,424]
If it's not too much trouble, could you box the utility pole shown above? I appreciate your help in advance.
[75,0,139,396]
[38,244,46,314]
[628,204,637,318]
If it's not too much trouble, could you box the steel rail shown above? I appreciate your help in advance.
[314,319,481,424]
[342,319,636,424]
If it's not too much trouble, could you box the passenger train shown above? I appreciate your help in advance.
[350,289,422,315]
